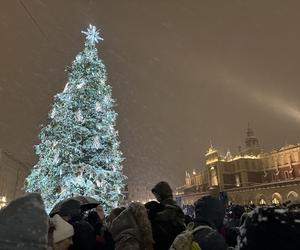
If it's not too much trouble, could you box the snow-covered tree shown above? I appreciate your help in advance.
[25,25,125,212]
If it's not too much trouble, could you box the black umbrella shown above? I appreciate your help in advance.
[49,196,100,217]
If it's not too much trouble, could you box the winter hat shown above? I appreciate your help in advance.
[51,214,74,243]
[151,181,173,200]
[0,193,48,250]
[194,195,225,229]
[58,198,81,217]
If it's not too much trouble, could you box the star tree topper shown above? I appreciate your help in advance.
[81,24,103,44]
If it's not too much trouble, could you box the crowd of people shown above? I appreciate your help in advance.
[0,181,300,250]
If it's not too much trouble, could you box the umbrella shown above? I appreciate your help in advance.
[49,196,100,217]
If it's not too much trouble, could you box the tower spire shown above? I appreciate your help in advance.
[247,122,254,137]
[245,123,261,155]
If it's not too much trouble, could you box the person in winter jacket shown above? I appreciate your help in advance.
[150,181,185,250]
[87,210,114,250]
[51,214,74,250]
[224,204,245,247]
[226,204,245,228]
[193,195,227,250]
[144,201,164,220]
[0,193,49,250]
[110,202,154,250]
[237,207,300,250]
[107,207,126,228]
[58,198,96,250]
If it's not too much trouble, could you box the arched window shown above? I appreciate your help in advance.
[287,191,298,201]
[272,197,280,205]
[259,198,266,205]
[272,193,282,205]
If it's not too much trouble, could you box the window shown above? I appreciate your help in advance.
[272,197,280,205]
[235,174,241,187]
[284,171,289,180]
[210,167,218,186]
[259,198,266,205]
[0,196,7,209]
[272,172,278,181]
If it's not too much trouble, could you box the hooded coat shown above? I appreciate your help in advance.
[193,195,227,250]
[0,193,49,250]
[151,181,185,250]
[111,202,154,250]
[237,207,300,250]
[58,199,96,250]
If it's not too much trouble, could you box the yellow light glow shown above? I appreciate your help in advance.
[0,196,7,209]
[205,147,217,156]
[206,158,219,165]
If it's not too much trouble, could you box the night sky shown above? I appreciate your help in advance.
[1,0,300,188]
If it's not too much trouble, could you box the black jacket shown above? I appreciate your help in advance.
[69,217,96,250]
[151,198,185,250]
[193,196,227,250]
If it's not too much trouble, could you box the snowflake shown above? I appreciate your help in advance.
[81,24,103,44]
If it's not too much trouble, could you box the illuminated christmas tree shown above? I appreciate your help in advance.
[25,25,125,212]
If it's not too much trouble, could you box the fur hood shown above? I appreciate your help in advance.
[111,202,154,250]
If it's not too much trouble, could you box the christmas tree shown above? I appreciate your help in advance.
[25,25,125,212]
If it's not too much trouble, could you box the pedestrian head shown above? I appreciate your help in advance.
[0,193,48,250]
[194,195,225,229]
[151,181,173,202]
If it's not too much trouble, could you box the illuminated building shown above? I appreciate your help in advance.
[127,181,155,204]
[0,149,28,207]
[176,126,300,206]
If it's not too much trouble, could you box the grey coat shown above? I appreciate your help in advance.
[111,203,154,250]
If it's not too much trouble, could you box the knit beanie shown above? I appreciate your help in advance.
[0,193,48,250]
[51,214,74,243]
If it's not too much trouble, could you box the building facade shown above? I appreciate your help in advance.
[0,149,29,207]
[127,181,155,204]
[176,127,300,206]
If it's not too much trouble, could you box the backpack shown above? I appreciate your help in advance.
[169,222,213,250]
